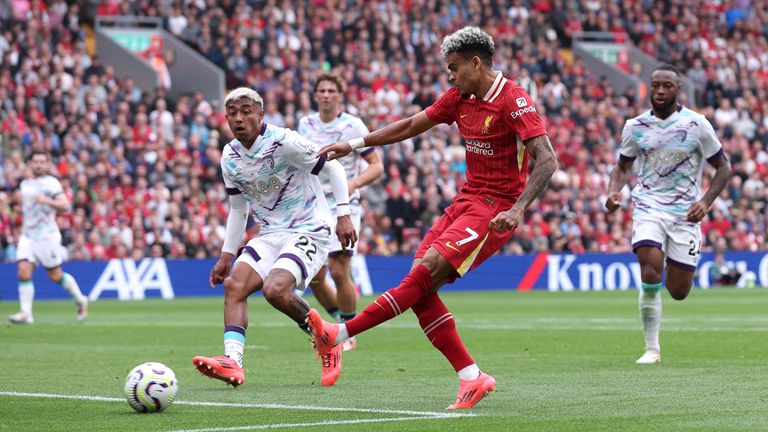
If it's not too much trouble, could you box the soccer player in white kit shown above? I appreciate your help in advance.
[299,75,383,356]
[192,87,356,387]
[9,151,88,324]
[606,65,731,364]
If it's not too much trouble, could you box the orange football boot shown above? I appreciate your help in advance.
[446,372,496,409]
[192,355,245,387]
[320,344,343,386]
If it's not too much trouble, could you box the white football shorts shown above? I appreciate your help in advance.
[235,230,331,290]
[631,213,702,271]
[16,233,68,269]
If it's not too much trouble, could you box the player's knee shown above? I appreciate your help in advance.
[223,277,247,300]
[418,255,443,277]
[329,265,348,283]
[262,282,291,305]
[667,284,691,301]
[17,269,31,281]
[640,267,662,284]
[417,257,451,289]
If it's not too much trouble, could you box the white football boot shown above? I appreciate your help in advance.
[8,312,34,324]
[636,349,660,364]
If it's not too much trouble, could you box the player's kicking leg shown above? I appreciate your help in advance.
[307,248,495,408]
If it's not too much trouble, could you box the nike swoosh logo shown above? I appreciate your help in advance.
[445,241,460,252]
[460,114,468,118]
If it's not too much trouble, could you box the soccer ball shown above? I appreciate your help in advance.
[124,362,178,413]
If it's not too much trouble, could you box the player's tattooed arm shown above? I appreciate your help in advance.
[514,134,558,211]
[490,134,556,233]
[688,152,731,222]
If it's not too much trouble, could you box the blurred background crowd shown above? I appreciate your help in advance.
[0,0,766,263]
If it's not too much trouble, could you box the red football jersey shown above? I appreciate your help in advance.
[425,73,547,202]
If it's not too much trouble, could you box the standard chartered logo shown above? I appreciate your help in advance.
[466,140,494,156]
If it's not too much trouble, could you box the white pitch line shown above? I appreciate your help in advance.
[0,391,474,419]
[11,319,768,332]
[168,416,457,432]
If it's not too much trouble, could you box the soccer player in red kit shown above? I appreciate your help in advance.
[308,26,558,409]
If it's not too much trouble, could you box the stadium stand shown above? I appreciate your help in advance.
[0,0,766,263]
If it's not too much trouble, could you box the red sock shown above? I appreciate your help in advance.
[345,264,433,337]
[412,293,474,372]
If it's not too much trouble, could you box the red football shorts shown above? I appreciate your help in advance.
[414,195,516,283]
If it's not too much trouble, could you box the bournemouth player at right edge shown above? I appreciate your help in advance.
[606,64,731,365]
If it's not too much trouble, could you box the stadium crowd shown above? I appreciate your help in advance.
[0,0,767,263]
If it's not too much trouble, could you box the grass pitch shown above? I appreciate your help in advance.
[1,288,767,431]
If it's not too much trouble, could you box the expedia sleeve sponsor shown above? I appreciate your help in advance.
[510,105,537,120]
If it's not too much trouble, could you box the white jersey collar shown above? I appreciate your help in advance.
[482,71,507,103]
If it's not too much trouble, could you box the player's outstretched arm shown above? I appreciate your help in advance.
[605,158,634,213]
[318,111,439,161]
[687,152,731,222]
[490,134,557,233]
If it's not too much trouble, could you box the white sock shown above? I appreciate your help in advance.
[19,280,34,316]
[224,339,245,368]
[458,364,481,380]
[639,287,662,352]
[224,326,246,367]
[334,323,349,345]
[59,273,87,304]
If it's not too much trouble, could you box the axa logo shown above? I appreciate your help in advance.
[88,258,175,300]
[481,115,494,134]
[516,97,528,107]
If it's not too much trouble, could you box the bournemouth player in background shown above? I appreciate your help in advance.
[308,26,557,409]
[606,65,731,365]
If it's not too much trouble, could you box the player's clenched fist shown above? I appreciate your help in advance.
[686,200,708,223]
[605,192,621,213]
[489,207,524,233]
[209,254,233,287]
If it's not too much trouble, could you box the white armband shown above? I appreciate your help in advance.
[336,203,351,217]
[349,137,366,150]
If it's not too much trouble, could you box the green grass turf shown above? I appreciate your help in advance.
[1,288,767,432]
